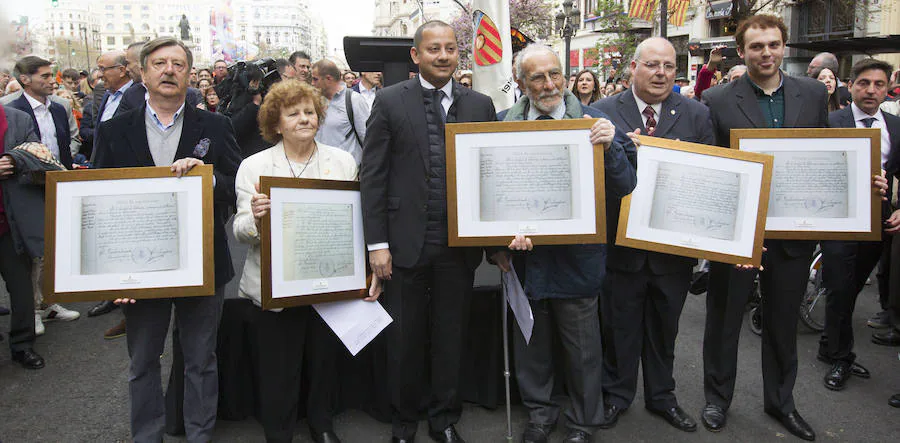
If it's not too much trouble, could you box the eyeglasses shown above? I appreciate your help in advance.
[637,60,677,74]
[97,64,123,73]
[528,70,563,85]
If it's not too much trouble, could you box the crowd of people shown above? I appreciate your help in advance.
[1,13,900,443]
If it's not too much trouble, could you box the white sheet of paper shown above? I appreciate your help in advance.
[312,299,393,356]
[503,264,533,344]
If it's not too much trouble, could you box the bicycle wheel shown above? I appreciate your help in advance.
[799,252,826,332]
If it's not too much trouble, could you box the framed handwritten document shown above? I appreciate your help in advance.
[616,136,773,267]
[259,177,367,309]
[44,166,214,303]
[732,128,881,241]
[446,119,606,246]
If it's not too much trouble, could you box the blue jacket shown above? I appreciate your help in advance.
[498,90,637,299]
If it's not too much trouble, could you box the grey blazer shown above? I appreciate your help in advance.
[3,104,40,149]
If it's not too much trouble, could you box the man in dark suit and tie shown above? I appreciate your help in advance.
[93,37,240,443]
[591,37,714,433]
[817,58,900,391]
[8,56,72,169]
[700,15,887,441]
[360,21,496,443]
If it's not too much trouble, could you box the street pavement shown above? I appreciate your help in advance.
[2,233,899,442]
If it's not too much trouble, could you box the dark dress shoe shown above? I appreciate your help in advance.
[312,430,342,443]
[700,404,727,432]
[872,328,900,346]
[889,394,900,408]
[598,403,625,429]
[824,362,852,391]
[766,409,815,441]
[87,300,118,317]
[12,348,45,370]
[428,425,464,443]
[648,406,697,432]
[0,305,10,315]
[522,423,554,443]
[816,354,871,379]
[562,429,591,443]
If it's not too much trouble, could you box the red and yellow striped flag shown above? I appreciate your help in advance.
[668,0,691,27]
[628,0,659,22]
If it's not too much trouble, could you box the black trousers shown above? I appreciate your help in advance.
[0,232,35,353]
[382,243,475,439]
[305,309,344,435]
[602,268,691,411]
[818,237,889,363]
[704,240,814,415]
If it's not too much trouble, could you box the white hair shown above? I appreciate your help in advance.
[514,44,559,82]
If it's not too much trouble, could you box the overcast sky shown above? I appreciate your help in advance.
[1,1,377,55]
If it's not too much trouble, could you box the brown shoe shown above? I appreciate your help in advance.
[104,318,127,340]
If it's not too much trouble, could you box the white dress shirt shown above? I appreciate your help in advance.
[358,81,378,108]
[632,90,662,129]
[24,92,60,160]
[851,102,892,168]
[100,79,134,123]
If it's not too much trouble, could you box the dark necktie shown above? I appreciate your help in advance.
[861,117,876,128]
[433,89,447,123]
[643,106,657,135]
[536,114,553,120]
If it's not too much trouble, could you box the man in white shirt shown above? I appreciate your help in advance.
[311,59,370,165]
[352,71,382,108]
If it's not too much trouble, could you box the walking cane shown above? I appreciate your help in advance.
[501,276,514,442]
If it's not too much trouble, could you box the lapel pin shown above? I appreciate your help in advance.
[670,109,676,115]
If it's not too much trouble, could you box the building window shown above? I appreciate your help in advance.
[123,5,132,10]
[124,37,133,45]
[105,5,114,10]
[799,0,855,42]
[107,36,115,45]
[107,23,114,31]
[124,14,132,20]
[141,23,150,32]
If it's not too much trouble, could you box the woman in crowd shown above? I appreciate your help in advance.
[571,69,601,105]
[810,66,842,112]
[54,89,82,129]
[233,80,378,443]
[203,87,220,113]
[198,78,212,96]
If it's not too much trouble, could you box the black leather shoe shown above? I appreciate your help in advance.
[87,300,118,317]
[312,431,342,443]
[889,394,900,408]
[648,406,697,432]
[391,438,414,443]
[0,305,10,315]
[428,425,464,443]
[562,429,591,443]
[521,423,554,443]
[824,361,852,391]
[816,354,871,379]
[597,403,625,429]
[12,348,45,370]
[766,409,815,441]
[700,404,726,432]
[872,328,900,346]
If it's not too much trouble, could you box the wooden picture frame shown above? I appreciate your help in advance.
[732,128,881,241]
[44,166,214,303]
[616,136,773,267]
[445,119,606,247]
[259,177,367,309]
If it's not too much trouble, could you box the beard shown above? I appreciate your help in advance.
[528,88,564,115]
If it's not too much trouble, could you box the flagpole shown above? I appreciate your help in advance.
[660,0,668,38]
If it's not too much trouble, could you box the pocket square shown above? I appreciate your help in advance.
[192,138,210,158]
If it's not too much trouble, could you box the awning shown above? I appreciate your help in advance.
[706,1,733,20]
[787,35,900,55]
